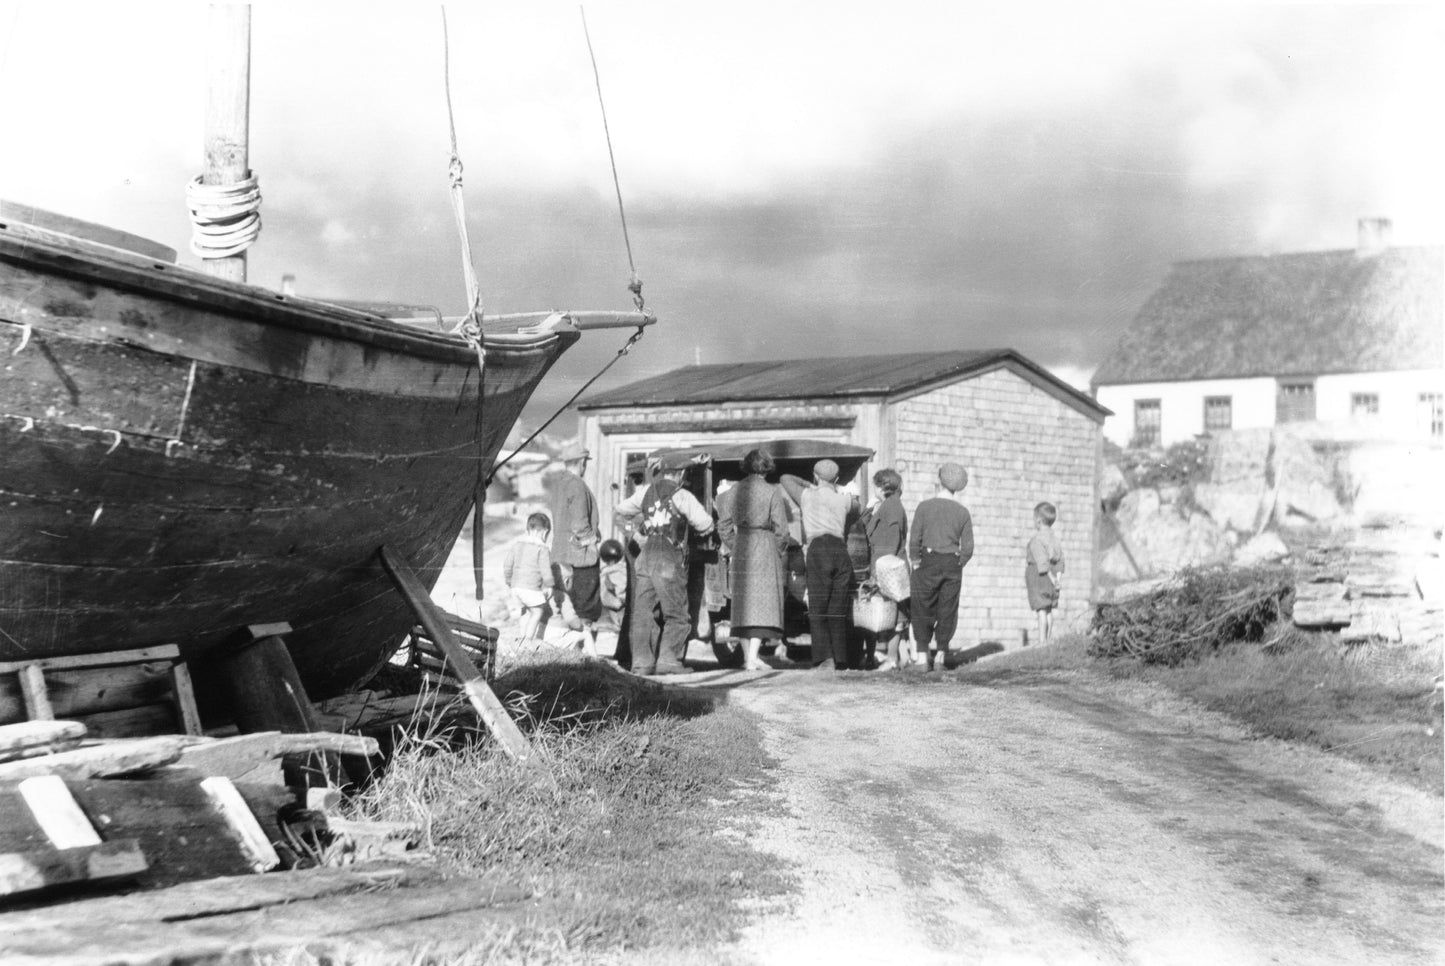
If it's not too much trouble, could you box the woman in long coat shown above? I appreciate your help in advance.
[717,448,790,670]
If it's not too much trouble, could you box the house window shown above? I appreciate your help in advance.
[1203,396,1232,432]
[1277,380,1316,423]
[1422,393,1443,438]
[1351,393,1379,417]
[1132,399,1161,448]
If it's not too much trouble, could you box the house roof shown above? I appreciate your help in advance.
[579,348,1109,418]
[1093,245,1444,385]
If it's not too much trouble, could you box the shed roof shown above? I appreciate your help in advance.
[580,348,1108,418]
[1093,245,1443,385]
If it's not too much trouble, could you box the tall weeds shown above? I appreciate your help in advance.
[342,660,788,961]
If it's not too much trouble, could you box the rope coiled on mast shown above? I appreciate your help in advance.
[185,174,262,259]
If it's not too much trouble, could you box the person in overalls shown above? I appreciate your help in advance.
[614,459,715,675]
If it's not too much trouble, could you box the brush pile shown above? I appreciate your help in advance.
[1089,564,1295,665]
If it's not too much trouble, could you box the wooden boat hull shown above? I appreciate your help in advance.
[0,221,578,702]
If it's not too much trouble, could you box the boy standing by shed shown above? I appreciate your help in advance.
[907,462,974,671]
[503,511,555,642]
[1025,501,1064,643]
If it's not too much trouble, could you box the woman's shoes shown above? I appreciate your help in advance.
[743,658,769,671]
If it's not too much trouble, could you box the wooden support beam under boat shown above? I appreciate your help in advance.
[377,546,547,777]
[212,623,344,788]
[216,623,314,735]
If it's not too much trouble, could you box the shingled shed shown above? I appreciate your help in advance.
[576,349,1110,646]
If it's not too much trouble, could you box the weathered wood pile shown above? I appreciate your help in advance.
[1290,520,1443,648]
[0,718,406,904]
[0,645,203,740]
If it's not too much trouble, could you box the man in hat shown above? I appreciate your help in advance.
[781,459,860,670]
[614,457,715,675]
[907,461,974,671]
[547,440,602,656]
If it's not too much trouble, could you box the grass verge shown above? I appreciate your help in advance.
[960,629,1444,795]
[342,658,789,963]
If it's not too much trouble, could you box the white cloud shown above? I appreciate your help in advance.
[1047,364,1097,393]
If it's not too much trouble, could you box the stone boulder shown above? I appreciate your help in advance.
[1193,480,1267,533]
[1099,542,1142,583]
[1099,462,1128,508]
[1115,487,1161,533]
[1103,497,1235,580]
[1208,428,1272,485]
[1271,430,1342,524]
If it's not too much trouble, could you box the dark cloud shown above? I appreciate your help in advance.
[239,5,1438,439]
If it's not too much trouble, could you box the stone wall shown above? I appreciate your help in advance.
[892,367,1100,647]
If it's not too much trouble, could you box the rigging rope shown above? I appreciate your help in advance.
[490,324,645,484]
[490,9,652,483]
[185,174,262,259]
[581,6,645,314]
[440,7,489,600]
[440,6,485,351]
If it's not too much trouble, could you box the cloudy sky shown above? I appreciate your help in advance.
[2,2,1440,434]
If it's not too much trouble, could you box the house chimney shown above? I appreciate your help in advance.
[1356,217,1392,257]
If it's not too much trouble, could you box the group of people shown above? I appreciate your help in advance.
[501,440,1067,677]
[502,442,716,675]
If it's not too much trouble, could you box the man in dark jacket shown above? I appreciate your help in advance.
[907,462,974,671]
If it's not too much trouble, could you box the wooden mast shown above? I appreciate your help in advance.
[201,4,252,283]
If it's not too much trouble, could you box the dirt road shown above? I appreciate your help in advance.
[682,664,1443,966]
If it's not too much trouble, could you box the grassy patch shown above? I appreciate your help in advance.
[343,660,789,963]
[1111,630,1444,794]
[964,630,1444,795]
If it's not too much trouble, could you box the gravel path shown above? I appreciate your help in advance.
[697,665,1444,966]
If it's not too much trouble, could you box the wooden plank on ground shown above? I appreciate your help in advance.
[0,646,180,675]
[0,662,176,725]
[1293,599,1353,627]
[1341,605,1403,643]
[0,776,258,885]
[0,840,147,900]
[178,732,379,782]
[0,721,87,763]
[320,693,470,731]
[0,870,532,965]
[378,546,542,772]
[1293,581,1351,627]
[170,663,204,737]
[17,665,53,721]
[19,775,101,848]
[0,865,410,931]
[199,777,280,873]
[73,704,178,739]
[0,737,187,781]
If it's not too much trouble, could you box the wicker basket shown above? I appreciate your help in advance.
[852,591,899,633]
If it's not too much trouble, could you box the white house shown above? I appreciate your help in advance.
[1093,219,1443,449]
